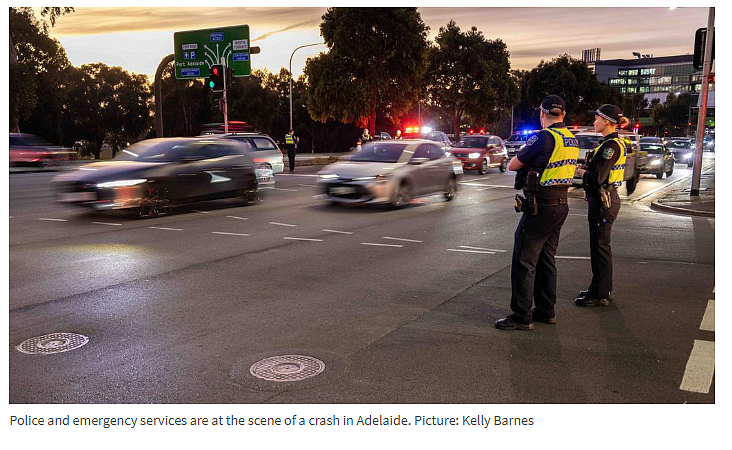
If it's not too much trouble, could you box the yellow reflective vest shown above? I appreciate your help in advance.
[285,133,295,145]
[593,137,626,187]
[539,128,579,187]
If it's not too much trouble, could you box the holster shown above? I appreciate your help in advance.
[598,185,613,210]
[514,193,538,215]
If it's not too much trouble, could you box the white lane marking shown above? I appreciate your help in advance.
[459,182,513,188]
[569,213,586,216]
[270,222,297,227]
[459,245,507,252]
[148,226,183,231]
[700,300,714,332]
[712,286,715,294]
[39,218,68,222]
[382,237,423,243]
[680,340,715,394]
[192,209,210,214]
[322,229,353,235]
[226,216,248,220]
[313,194,327,199]
[448,249,496,255]
[92,222,122,226]
[212,231,250,237]
[638,262,649,264]
[275,173,319,177]
[262,187,298,192]
[283,237,323,242]
[361,242,403,248]
[298,184,317,187]
[556,256,591,260]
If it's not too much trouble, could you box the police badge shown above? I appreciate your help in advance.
[602,146,614,159]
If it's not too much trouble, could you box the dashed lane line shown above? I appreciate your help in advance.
[700,300,714,332]
[556,256,591,260]
[322,229,354,235]
[680,340,715,394]
[270,222,297,227]
[458,245,507,253]
[39,218,68,222]
[262,187,298,192]
[361,242,403,248]
[92,222,122,226]
[226,216,249,220]
[283,237,324,242]
[212,231,250,237]
[447,249,496,255]
[298,184,317,187]
[275,173,320,177]
[192,209,210,214]
[148,226,183,231]
[382,237,423,243]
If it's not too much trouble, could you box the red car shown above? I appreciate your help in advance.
[9,133,73,167]
[450,134,507,174]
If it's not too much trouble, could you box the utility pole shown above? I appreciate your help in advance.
[154,54,175,137]
[691,7,714,196]
[289,43,325,140]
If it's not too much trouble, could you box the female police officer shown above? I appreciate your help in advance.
[574,104,629,307]
[496,95,579,330]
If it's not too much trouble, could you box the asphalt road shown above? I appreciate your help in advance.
[9,160,715,403]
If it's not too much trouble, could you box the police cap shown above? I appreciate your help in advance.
[540,95,566,116]
[588,104,623,124]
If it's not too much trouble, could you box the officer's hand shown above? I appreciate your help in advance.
[575,167,586,178]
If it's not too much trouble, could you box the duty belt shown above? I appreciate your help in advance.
[537,197,567,206]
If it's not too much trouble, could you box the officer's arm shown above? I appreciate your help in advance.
[511,131,549,172]
[508,156,524,171]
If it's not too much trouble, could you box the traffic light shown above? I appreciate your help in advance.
[208,64,224,92]
[693,28,714,70]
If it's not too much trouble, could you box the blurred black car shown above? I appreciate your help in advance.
[665,138,695,166]
[52,138,261,217]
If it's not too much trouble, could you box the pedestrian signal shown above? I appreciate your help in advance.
[208,64,224,92]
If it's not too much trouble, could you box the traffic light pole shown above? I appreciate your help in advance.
[223,65,229,134]
[691,7,714,196]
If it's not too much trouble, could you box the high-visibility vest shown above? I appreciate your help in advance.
[593,137,626,187]
[539,128,579,187]
[361,133,371,141]
[285,133,295,145]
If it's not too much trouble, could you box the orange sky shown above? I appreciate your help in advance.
[46,7,709,80]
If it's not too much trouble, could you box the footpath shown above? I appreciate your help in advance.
[649,154,715,217]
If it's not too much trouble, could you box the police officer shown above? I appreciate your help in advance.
[496,95,579,331]
[284,129,298,173]
[574,105,629,307]
[361,128,372,144]
[395,129,403,139]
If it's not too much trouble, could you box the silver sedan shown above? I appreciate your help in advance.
[317,140,462,208]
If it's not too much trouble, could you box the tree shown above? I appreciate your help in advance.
[304,7,429,135]
[650,93,694,136]
[156,63,213,137]
[9,7,72,135]
[515,54,620,130]
[425,21,518,139]
[63,63,152,158]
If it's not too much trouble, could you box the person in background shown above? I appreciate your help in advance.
[284,129,299,173]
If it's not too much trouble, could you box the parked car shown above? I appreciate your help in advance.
[317,140,462,208]
[640,143,675,179]
[450,134,507,174]
[52,137,261,217]
[571,128,645,193]
[201,131,284,176]
[9,133,74,167]
[665,138,695,166]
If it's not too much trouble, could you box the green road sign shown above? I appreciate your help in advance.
[174,24,250,79]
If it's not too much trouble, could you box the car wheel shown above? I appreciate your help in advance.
[444,176,457,202]
[656,171,664,179]
[240,175,261,205]
[478,159,487,175]
[666,166,674,177]
[139,184,171,218]
[499,158,507,172]
[391,182,412,209]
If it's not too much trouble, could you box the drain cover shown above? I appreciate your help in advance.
[16,333,89,355]
[250,355,325,382]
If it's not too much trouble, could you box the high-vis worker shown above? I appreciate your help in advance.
[285,129,298,173]
[574,104,629,307]
[496,95,579,331]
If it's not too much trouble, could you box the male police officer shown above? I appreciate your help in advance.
[496,95,579,331]
[361,128,373,144]
[284,129,298,173]
[574,104,628,307]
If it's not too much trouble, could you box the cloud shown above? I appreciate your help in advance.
[252,19,321,42]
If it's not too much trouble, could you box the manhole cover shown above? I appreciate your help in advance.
[16,333,89,355]
[250,355,325,382]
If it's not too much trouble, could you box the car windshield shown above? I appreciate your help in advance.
[642,144,665,154]
[114,140,205,162]
[576,135,602,149]
[507,134,529,142]
[641,137,661,143]
[350,142,407,163]
[456,137,489,148]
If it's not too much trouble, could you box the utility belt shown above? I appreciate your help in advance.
[514,192,567,215]
[586,183,616,209]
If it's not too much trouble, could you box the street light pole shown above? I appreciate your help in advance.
[691,7,714,196]
[289,43,325,133]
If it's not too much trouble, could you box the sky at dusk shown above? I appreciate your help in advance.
[44,6,710,81]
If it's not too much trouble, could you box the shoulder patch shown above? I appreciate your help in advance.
[526,135,538,146]
[602,146,614,159]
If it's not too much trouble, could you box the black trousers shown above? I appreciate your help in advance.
[510,202,569,323]
[586,191,620,299]
[286,145,296,172]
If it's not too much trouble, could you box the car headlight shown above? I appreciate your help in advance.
[96,179,147,188]
[320,174,339,180]
[684,153,692,160]
[468,152,481,159]
[650,160,661,166]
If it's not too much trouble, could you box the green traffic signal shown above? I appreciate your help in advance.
[208,64,224,92]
